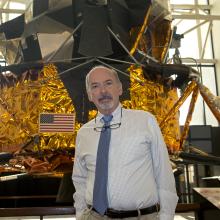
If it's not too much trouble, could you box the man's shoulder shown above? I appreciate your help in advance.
[77,119,95,133]
[123,108,155,119]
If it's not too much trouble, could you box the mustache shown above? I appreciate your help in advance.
[98,95,112,101]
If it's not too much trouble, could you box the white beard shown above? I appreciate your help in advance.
[98,101,114,111]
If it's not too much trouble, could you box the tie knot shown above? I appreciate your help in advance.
[102,115,113,124]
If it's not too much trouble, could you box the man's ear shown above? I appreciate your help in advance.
[88,92,93,101]
[118,83,123,96]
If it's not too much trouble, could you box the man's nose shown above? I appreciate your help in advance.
[100,84,107,93]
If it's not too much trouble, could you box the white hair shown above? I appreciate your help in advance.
[85,65,121,92]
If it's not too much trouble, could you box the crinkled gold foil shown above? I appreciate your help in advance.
[37,64,79,151]
[160,81,197,129]
[130,5,152,55]
[2,63,216,156]
[0,64,79,152]
[152,19,172,62]
[130,19,172,62]
[88,110,98,121]
[128,66,181,153]
[0,74,40,150]
[198,83,220,123]
[180,85,199,150]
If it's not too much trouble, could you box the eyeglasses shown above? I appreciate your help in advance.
[94,108,122,132]
[94,123,121,132]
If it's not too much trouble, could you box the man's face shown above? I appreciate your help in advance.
[87,67,122,115]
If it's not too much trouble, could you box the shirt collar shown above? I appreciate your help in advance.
[96,103,122,124]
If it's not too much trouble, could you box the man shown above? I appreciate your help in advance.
[72,66,178,220]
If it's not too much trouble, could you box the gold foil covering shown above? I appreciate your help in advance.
[37,64,78,150]
[180,85,199,149]
[198,83,220,123]
[160,81,197,130]
[127,66,181,153]
[0,73,40,151]
[130,19,172,62]
[0,64,79,152]
[130,5,152,55]
[88,110,98,121]
[151,19,172,62]
[3,64,218,157]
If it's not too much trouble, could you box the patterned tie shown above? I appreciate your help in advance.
[93,114,113,215]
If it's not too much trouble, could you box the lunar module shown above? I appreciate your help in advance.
[0,0,219,201]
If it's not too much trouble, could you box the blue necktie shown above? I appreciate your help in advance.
[93,115,113,215]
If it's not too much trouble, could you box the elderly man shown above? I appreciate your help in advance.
[72,66,178,220]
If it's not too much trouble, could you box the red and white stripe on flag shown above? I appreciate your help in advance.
[39,113,75,133]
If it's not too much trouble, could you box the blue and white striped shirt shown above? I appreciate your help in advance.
[72,104,178,220]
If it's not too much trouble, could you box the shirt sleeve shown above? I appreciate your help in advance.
[149,115,179,220]
[72,132,88,219]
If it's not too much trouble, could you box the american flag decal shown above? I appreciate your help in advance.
[39,113,75,133]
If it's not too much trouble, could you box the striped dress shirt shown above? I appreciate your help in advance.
[72,104,178,220]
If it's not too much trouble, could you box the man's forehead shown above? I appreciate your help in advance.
[89,68,114,81]
[90,67,112,75]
